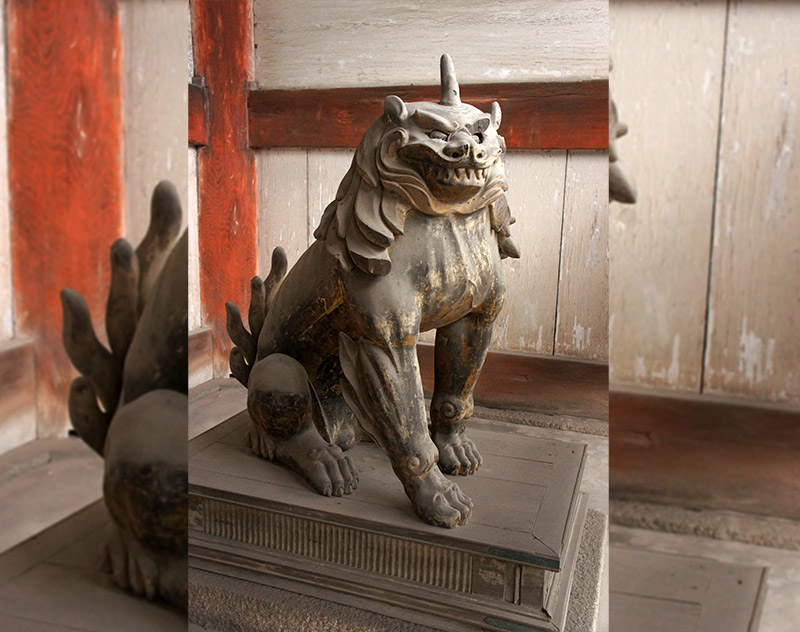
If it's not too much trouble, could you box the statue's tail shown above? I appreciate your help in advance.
[225,247,288,386]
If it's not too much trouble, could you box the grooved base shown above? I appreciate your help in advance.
[189,413,589,631]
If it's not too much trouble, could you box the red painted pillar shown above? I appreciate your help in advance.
[191,0,258,376]
[8,0,124,436]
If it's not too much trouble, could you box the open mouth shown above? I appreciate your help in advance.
[419,162,489,188]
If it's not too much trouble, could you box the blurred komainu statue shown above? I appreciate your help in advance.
[226,55,518,529]
[61,182,187,608]
[610,61,637,204]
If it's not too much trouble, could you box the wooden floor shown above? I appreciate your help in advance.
[610,545,767,631]
[0,501,186,631]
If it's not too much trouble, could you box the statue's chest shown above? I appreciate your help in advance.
[396,211,500,321]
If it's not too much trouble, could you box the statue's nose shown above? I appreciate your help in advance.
[443,131,486,161]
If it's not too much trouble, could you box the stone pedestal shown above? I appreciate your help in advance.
[189,412,589,632]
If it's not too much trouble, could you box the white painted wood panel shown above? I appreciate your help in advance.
[0,2,11,341]
[256,149,308,278]
[254,149,607,358]
[493,151,567,354]
[306,149,355,246]
[703,2,800,404]
[555,151,608,361]
[253,0,608,89]
[189,148,201,331]
[609,0,728,390]
[121,0,189,244]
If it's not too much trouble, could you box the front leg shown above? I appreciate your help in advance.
[338,333,472,528]
[431,309,497,475]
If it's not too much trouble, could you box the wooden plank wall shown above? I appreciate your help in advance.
[120,0,189,242]
[610,0,800,405]
[253,0,608,90]
[255,151,608,362]
[250,0,610,364]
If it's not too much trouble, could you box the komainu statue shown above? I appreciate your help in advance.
[226,55,517,528]
[61,182,188,607]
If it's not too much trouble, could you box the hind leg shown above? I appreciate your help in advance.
[248,353,358,496]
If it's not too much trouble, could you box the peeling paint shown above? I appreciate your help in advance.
[738,316,776,387]
[570,316,590,354]
[765,69,795,224]
[667,334,680,386]
[634,354,646,382]
[584,190,602,269]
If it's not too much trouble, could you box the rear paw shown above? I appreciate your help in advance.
[276,430,359,497]
[410,468,473,528]
[433,430,483,475]
[102,524,160,600]
[246,422,276,460]
[307,444,359,497]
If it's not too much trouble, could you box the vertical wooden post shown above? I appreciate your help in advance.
[191,0,258,377]
[8,0,124,436]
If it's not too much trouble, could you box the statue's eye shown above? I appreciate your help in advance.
[427,130,448,141]
[473,132,484,143]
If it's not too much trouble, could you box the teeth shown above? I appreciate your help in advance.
[456,168,465,180]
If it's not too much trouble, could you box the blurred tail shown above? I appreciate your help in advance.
[226,247,288,386]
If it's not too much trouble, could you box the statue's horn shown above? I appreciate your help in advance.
[439,54,461,106]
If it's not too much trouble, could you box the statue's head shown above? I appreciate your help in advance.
[315,55,515,276]
[358,54,507,216]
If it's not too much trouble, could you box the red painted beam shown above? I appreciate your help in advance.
[192,0,258,376]
[8,0,123,436]
[248,80,608,150]
[189,82,208,147]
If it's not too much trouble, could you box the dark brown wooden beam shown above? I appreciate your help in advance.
[610,386,800,520]
[418,344,608,420]
[248,80,608,150]
[189,82,208,147]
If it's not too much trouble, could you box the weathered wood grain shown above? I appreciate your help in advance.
[188,147,201,331]
[494,152,567,355]
[0,2,10,342]
[703,2,800,404]
[188,82,208,146]
[610,386,800,520]
[555,151,609,361]
[8,0,124,436]
[192,0,258,376]
[0,338,36,453]
[121,0,189,244]
[248,82,609,151]
[253,0,607,89]
[255,149,308,278]
[189,326,213,389]
[609,0,728,392]
[419,344,608,420]
[306,149,356,245]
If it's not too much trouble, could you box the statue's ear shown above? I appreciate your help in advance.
[384,95,407,124]
[490,101,502,130]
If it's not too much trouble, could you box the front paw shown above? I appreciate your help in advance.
[433,430,483,475]
[409,468,473,528]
